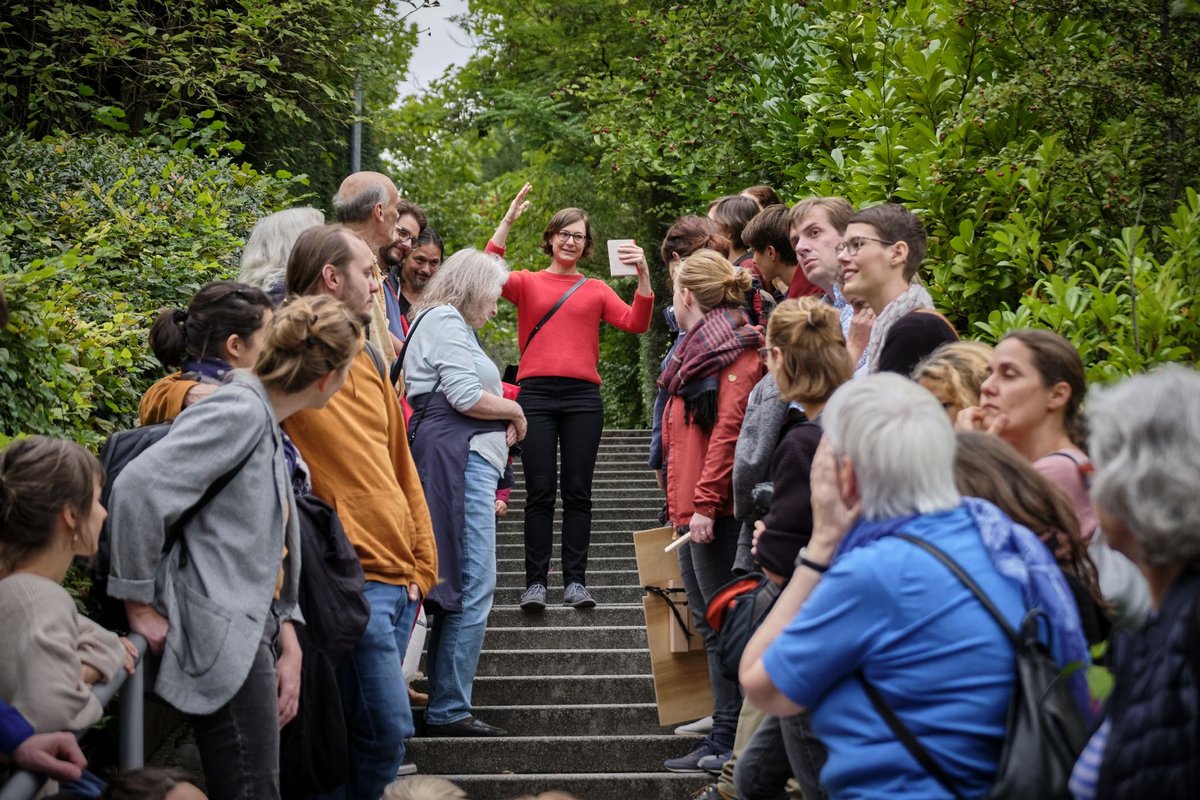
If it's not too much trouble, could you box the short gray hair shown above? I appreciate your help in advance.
[1088,365,1200,567]
[238,207,324,292]
[332,181,389,224]
[412,248,508,328]
[823,373,961,520]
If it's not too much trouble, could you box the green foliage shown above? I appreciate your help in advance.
[0,132,300,448]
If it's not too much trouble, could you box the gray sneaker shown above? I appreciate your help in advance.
[563,582,596,609]
[519,584,547,610]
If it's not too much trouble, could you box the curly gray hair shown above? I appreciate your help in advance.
[1088,365,1200,567]
[411,248,508,328]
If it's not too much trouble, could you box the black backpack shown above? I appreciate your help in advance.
[858,533,1088,800]
[279,493,370,798]
[705,573,781,683]
[89,422,251,631]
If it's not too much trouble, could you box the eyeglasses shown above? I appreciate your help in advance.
[835,236,896,256]
[757,346,773,364]
[395,226,416,245]
[554,231,587,245]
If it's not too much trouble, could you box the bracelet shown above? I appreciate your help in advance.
[797,547,830,574]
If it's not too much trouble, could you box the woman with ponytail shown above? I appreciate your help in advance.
[140,280,274,425]
[959,328,1151,626]
[108,296,363,800]
[660,249,764,774]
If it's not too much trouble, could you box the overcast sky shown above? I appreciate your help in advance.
[397,0,476,99]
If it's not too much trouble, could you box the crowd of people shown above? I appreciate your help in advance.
[0,174,1197,800]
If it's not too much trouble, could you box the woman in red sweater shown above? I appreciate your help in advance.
[488,184,654,609]
[659,249,764,773]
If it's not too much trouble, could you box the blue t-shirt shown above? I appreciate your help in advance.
[762,505,1024,799]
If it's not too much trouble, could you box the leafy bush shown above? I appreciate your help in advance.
[0,131,301,447]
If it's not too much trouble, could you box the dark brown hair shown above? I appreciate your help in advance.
[848,203,927,280]
[741,185,782,209]
[743,205,797,266]
[0,436,104,572]
[395,199,427,232]
[540,208,593,259]
[149,281,272,369]
[659,215,731,270]
[953,431,1105,613]
[767,298,853,404]
[255,295,363,393]
[1002,329,1089,449]
[285,224,361,297]
[708,195,760,253]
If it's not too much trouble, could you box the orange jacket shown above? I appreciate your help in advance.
[138,373,192,426]
[662,348,763,526]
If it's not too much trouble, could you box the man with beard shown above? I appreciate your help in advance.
[378,200,431,340]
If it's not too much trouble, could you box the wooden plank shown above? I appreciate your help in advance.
[643,595,713,727]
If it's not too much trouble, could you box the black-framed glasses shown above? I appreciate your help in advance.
[757,346,773,363]
[554,230,587,244]
[835,236,896,256]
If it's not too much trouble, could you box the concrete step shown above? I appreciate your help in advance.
[419,702,670,737]
[495,570,638,589]
[470,648,650,677]
[415,674,656,706]
[486,605,645,628]
[407,734,693,774]
[495,555,637,572]
[483,625,648,650]
[498,506,662,522]
[493,584,646,605]
[427,773,708,800]
[495,542,634,560]
[492,529,639,544]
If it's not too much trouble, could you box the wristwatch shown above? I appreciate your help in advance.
[797,547,830,574]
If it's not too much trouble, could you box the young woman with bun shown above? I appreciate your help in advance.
[487,184,653,610]
[139,280,274,425]
[911,340,993,424]
[107,295,363,800]
[958,328,1151,626]
[659,249,764,773]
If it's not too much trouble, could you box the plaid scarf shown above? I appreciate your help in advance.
[658,306,762,429]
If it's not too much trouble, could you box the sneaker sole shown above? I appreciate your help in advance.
[663,763,709,774]
[520,599,547,610]
[564,598,596,609]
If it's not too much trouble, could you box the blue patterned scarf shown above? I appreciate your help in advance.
[836,497,1091,715]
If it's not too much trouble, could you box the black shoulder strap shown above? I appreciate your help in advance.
[170,445,256,569]
[392,309,431,385]
[522,275,588,353]
[397,309,443,444]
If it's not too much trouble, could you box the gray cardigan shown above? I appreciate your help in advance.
[107,371,300,715]
[731,373,787,574]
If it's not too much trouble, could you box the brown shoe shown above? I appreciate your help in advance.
[408,684,428,706]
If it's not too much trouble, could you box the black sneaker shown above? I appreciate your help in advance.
[664,739,721,773]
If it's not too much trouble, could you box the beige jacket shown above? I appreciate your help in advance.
[0,573,125,732]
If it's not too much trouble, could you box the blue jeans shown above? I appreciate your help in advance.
[426,452,501,725]
[318,581,419,800]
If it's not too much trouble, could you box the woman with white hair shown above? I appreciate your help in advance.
[402,247,527,738]
[740,373,1088,798]
[238,207,324,303]
[1068,366,1200,799]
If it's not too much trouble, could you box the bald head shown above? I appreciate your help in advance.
[332,171,399,252]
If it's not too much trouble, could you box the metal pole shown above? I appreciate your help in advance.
[117,634,148,770]
[351,74,363,173]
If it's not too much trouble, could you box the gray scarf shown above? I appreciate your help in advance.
[866,283,935,373]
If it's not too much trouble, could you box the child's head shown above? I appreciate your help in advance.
[0,436,105,572]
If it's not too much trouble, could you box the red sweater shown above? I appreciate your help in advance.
[491,244,654,384]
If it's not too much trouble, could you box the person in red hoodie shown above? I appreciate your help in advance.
[659,248,764,774]
[487,183,654,610]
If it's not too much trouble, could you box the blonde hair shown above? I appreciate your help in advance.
[912,340,993,412]
[411,248,509,328]
[254,295,363,393]
[674,249,753,312]
[767,298,853,405]
[381,777,468,800]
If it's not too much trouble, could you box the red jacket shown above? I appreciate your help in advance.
[662,348,763,526]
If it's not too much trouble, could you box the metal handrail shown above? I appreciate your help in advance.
[0,634,148,800]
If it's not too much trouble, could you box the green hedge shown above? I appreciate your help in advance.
[0,132,303,448]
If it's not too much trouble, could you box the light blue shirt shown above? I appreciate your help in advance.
[403,304,508,473]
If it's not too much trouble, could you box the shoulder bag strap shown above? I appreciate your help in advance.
[521,275,588,353]
[856,670,966,800]
[398,309,443,444]
[392,309,431,385]
[170,444,256,569]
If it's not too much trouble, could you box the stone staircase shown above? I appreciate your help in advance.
[410,429,711,799]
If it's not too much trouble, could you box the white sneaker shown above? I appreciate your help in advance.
[674,715,714,736]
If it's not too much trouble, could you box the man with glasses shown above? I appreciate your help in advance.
[379,199,430,340]
[836,203,957,376]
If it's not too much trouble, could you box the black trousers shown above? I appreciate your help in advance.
[518,377,604,587]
